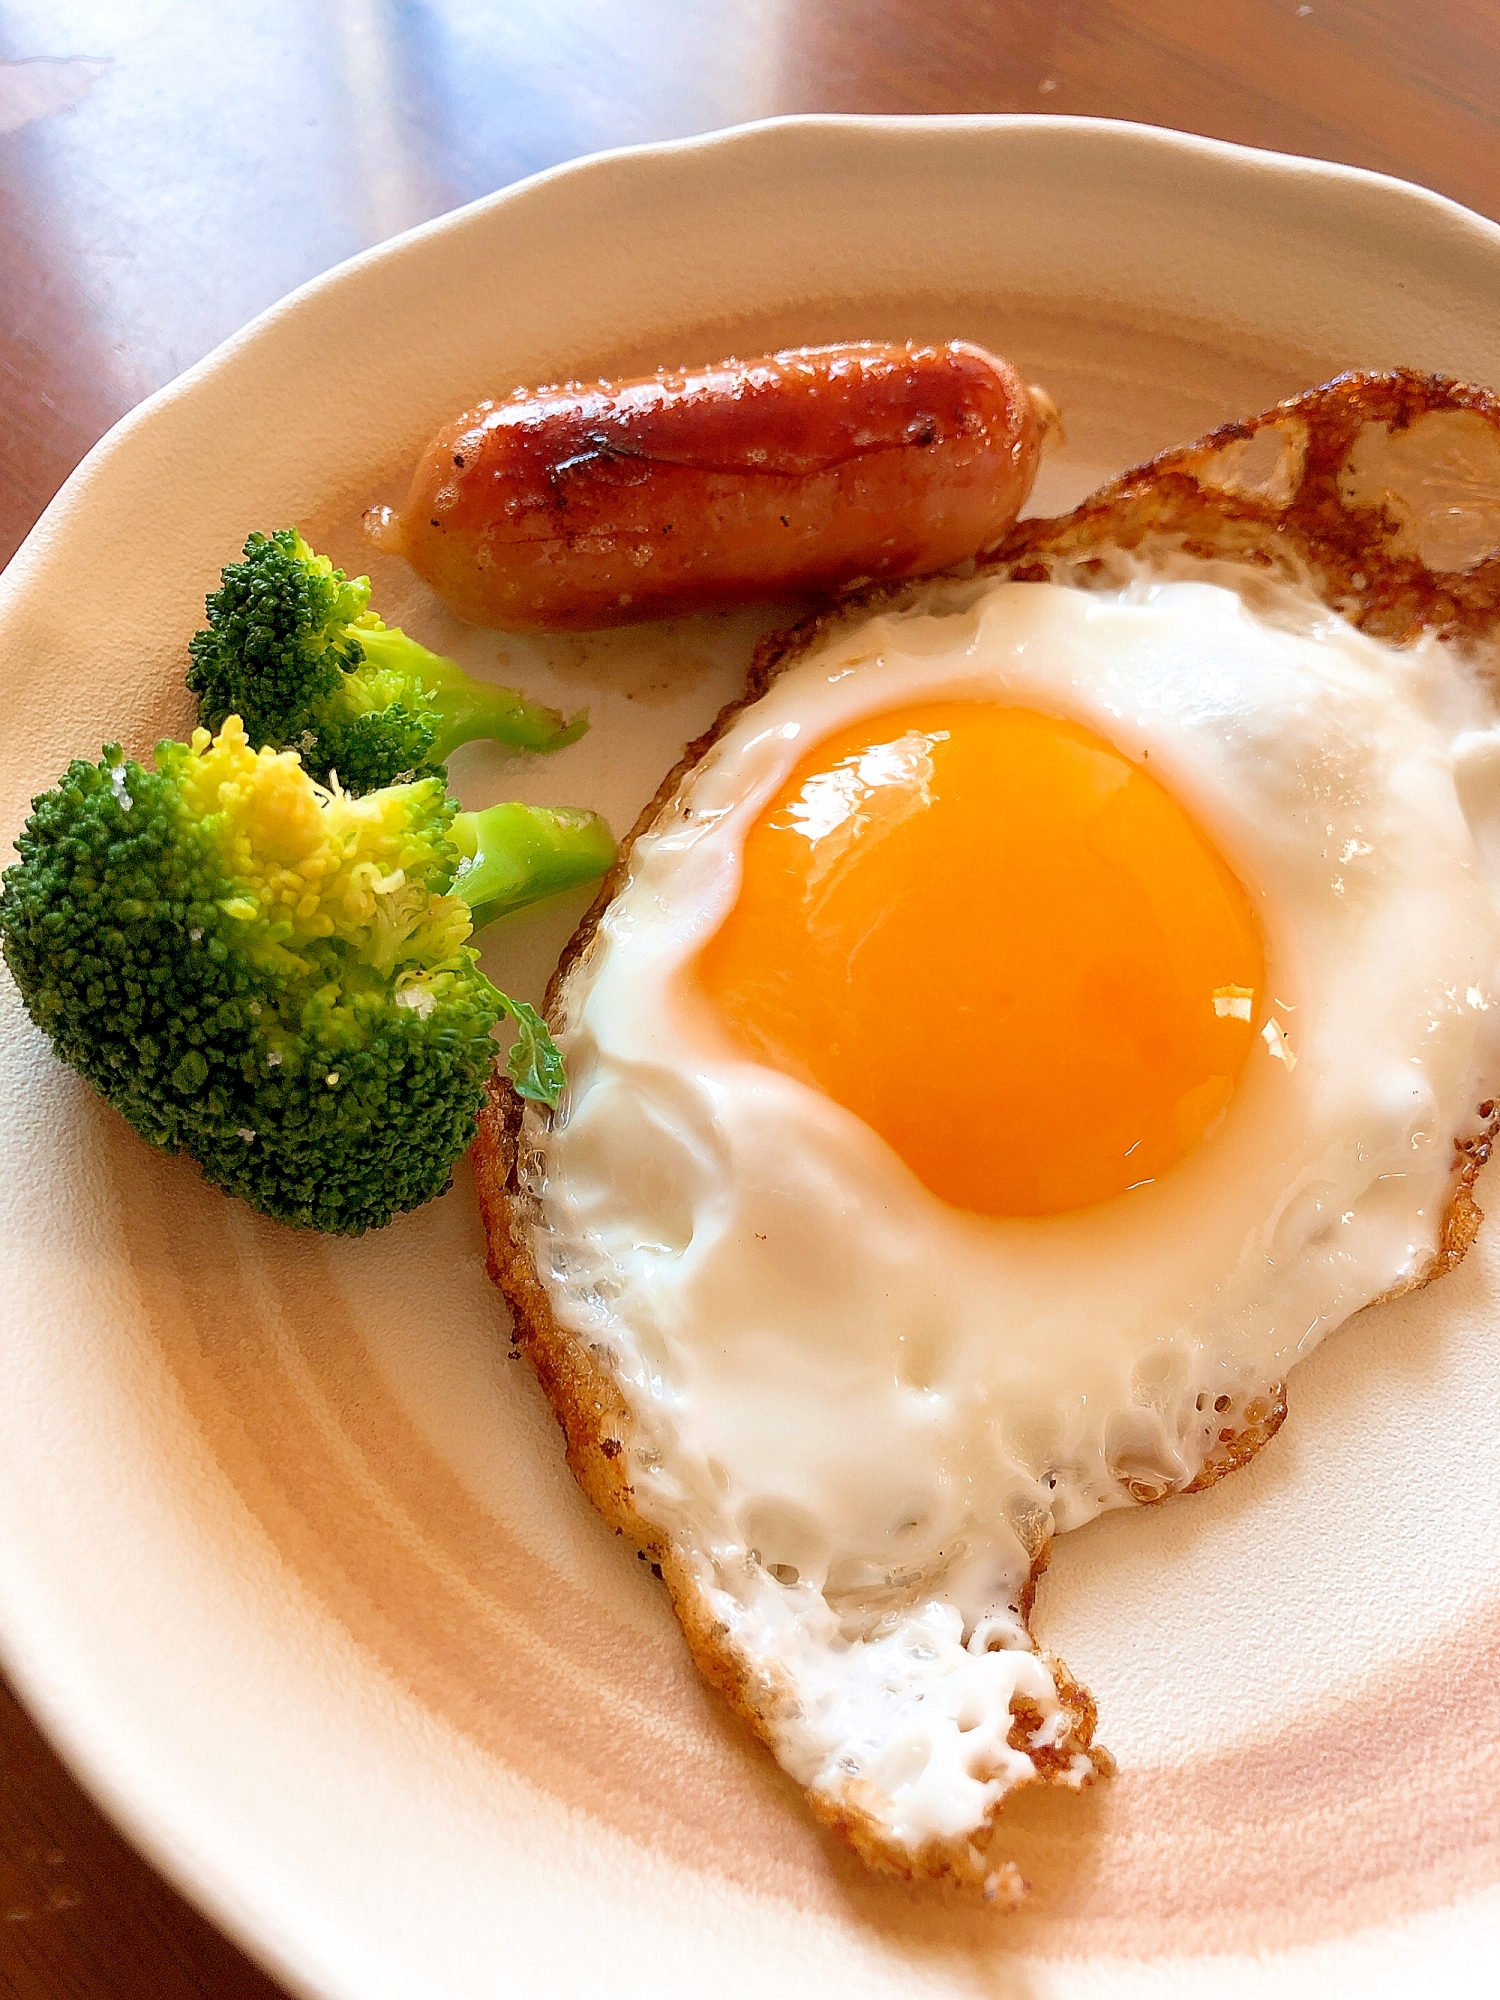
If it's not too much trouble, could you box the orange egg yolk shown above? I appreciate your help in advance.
[696,701,1265,1217]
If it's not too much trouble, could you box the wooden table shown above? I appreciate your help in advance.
[2,2,1498,1992]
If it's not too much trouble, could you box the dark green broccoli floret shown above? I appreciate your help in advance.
[186,529,585,793]
[0,717,614,1234]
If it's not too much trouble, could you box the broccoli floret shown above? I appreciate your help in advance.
[187,529,585,793]
[0,718,614,1234]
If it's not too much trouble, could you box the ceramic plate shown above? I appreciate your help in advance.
[5,115,1500,2000]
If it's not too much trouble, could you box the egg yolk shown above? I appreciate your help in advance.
[696,701,1265,1217]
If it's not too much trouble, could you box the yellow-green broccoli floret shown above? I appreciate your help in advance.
[186,529,585,793]
[0,718,614,1234]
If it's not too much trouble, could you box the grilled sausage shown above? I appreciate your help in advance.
[364,341,1049,630]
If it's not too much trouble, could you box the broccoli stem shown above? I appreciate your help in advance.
[356,626,586,755]
[427,672,589,760]
[451,802,615,929]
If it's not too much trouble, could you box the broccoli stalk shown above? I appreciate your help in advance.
[187,529,585,794]
[0,717,614,1234]
[348,625,589,764]
[451,799,616,931]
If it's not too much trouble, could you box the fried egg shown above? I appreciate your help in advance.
[518,570,1500,1876]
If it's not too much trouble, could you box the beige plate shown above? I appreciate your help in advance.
[5,115,1500,1999]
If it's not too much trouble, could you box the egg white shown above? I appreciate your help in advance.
[520,573,1500,1854]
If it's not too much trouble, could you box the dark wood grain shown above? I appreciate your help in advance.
[2,1,1499,1992]
[0,1681,284,1998]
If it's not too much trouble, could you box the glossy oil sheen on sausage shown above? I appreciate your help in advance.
[365,342,1046,630]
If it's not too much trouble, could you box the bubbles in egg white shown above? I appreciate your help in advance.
[524,573,1500,1856]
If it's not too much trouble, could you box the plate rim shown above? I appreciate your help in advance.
[6,107,1500,619]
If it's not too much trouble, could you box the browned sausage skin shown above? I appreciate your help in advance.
[364,341,1047,630]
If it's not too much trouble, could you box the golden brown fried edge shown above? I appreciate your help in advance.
[472,368,1500,1897]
